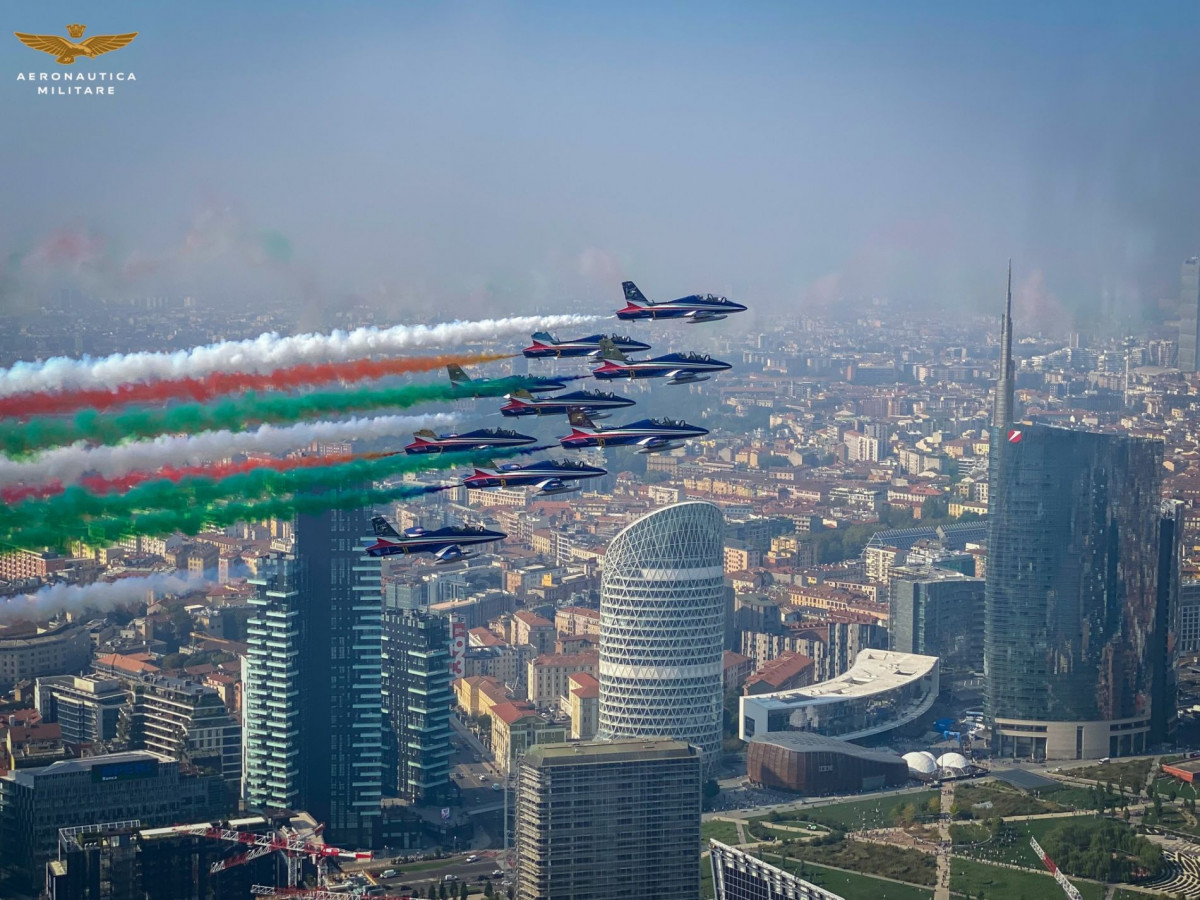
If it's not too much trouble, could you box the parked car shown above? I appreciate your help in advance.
[381,869,397,879]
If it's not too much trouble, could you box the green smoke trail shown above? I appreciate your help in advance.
[0,446,533,549]
[0,377,540,456]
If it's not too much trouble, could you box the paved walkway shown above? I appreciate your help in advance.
[934,781,953,900]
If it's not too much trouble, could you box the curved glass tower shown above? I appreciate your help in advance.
[598,501,725,768]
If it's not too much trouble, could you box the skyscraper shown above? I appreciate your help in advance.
[597,502,725,770]
[381,603,453,804]
[985,269,1172,759]
[514,739,701,900]
[1178,256,1200,371]
[243,505,384,848]
[710,840,845,900]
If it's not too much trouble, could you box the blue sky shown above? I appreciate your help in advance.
[4,1,1200,329]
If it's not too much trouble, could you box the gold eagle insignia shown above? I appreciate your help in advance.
[14,24,137,65]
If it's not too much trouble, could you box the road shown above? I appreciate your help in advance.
[341,854,509,896]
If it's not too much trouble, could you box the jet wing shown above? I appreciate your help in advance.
[434,544,466,562]
[664,369,700,383]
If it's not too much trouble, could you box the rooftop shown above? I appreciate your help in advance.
[524,738,695,767]
[749,731,905,764]
[751,650,938,705]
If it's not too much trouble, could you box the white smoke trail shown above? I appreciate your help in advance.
[0,314,602,397]
[0,571,210,624]
[0,412,458,488]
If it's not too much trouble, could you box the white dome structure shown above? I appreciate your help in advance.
[936,752,970,773]
[598,502,726,770]
[903,751,938,776]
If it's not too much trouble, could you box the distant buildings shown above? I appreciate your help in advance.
[746,732,908,795]
[740,650,939,742]
[381,605,453,805]
[889,567,984,681]
[1179,256,1200,372]
[35,675,126,751]
[710,840,845,900]
[0,621,91,692]
[515,739,701,900]
[598,502,726,771]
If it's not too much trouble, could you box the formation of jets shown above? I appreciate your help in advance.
[372,280,745,562]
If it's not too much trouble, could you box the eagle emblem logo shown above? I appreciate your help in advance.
[14,24,137,65]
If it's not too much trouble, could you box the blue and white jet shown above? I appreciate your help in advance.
[364,516,506,563]
[522,332,651,359]
[615,281,746,323]
[558,409,708,454]
[591,339,732,385]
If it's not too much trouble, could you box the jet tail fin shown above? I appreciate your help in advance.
[413,429,437,441]
[508,389,535,400]
[530,332,555,344]
[567,408,597,430]
[596,336,628,362]
[622,281,650,306]
[447,364,471,385]
[371,516,402,539]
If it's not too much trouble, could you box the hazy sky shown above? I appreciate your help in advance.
[4,1,1200,329]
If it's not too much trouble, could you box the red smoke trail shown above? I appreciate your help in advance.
[0,352,514,419]
[0,450,403,504]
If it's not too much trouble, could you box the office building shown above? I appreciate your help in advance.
[381,605,453,804]
[1180,256,1200,372]
[597,502,725,770]
[35,675,126,751]
[710,840,845,900]
[0,621,92,692]
[0,751,224,889]
[515,740,701,900]
[1179,580,1200,656]
[986,270,1172,759]
[243,503,384,847]
[889,567,984,680]
[740,650,939,742]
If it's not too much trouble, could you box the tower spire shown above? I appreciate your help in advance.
[992,260,1014,429]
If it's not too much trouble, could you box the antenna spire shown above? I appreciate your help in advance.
[992,260,1015,429]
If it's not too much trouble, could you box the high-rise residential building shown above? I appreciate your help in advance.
[710,840,845,900]
[243,504,383,847]
[597,502,725,770]
[381,603,453,804]
[1179,256,1200,371]
[986,268,1174,759]
[514,739,701,900]
[889,567,984,681]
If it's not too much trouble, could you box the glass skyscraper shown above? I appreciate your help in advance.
[243,505,383,848]
[597,501,726,771]
[1179,256,1200,371]
[985,425,1166,759]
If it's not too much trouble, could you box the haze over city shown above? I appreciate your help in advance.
[6,1,1200,326]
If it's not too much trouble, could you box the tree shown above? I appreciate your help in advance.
[484,882,494,898]
[459,882,469,900]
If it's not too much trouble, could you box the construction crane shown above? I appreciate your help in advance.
[1029,836,1084,900]
[183,823,373,888]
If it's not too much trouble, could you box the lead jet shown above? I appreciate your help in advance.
[558,409,708,454]
[615,280,746,323]
[404,427,537,455]
[499,388,635,420]
[522,332,651,359]
[447,364,566,395]
[462,458,608,495]
[364,516,506,563]
[591,339,732,385]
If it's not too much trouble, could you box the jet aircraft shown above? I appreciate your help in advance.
[364,516,506,563]
[461,458,608,495]
[558,409,708,453]
[591,339,732,385]
[615,281,746,323]
[499,389,635,419]
[447,364,566,395]
[522,332,651,359]
[404,427,537,455]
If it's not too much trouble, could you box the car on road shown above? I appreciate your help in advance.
[466,855,478,862]
[492,870,504,877]
[443,874,458,882]
[381,869,397,878]
[492,783,501,791]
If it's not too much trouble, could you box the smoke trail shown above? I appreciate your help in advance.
[1,449,404,504]
[0,571,211,624]
[0,413,458,489]
[1,446,548,549]
[0,352,513,419]
[0,314,602,397]
[0,377,541,456]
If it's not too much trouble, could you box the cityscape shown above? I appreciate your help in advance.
[6,4,1200,900]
